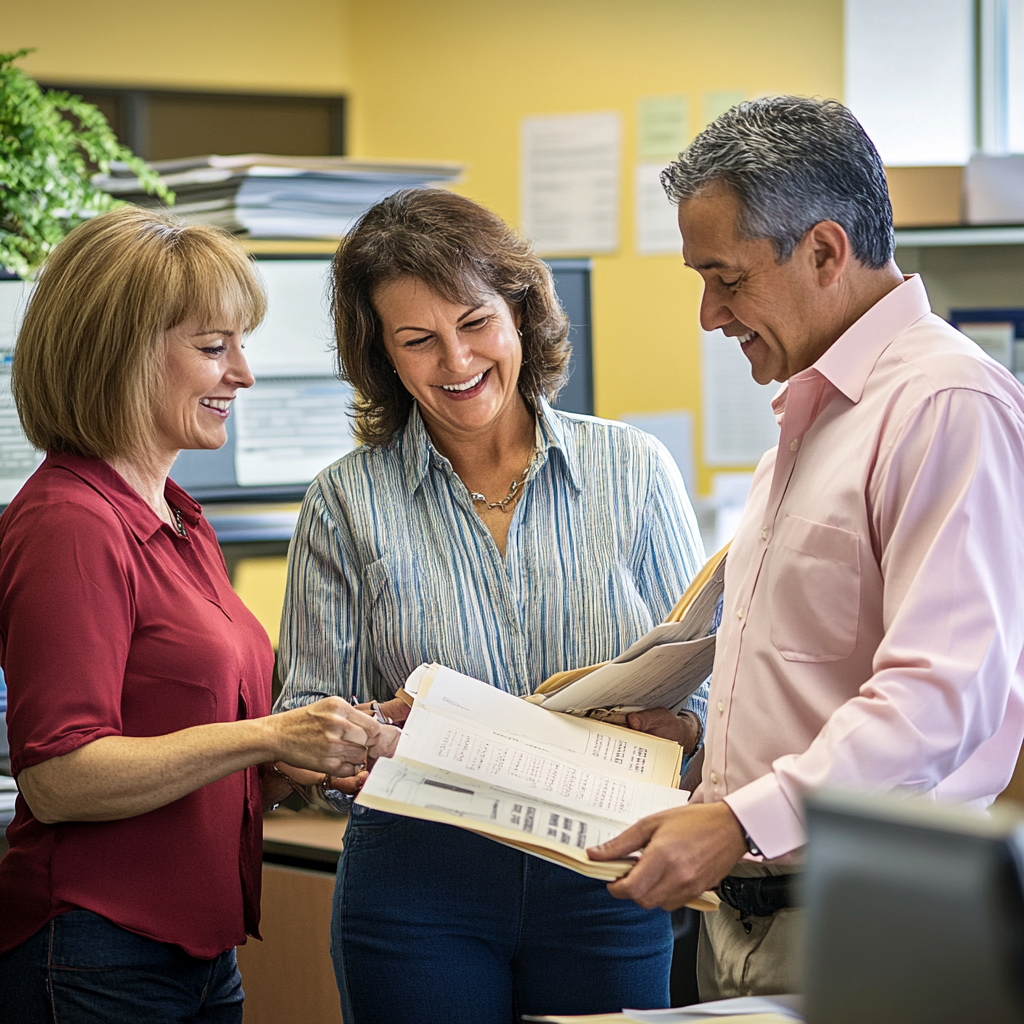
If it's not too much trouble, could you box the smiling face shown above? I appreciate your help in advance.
[374,276,527,445]
[678,185,835,385]
[152,317,255,456]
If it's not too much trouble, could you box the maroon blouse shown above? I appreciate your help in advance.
[0,453,274,958]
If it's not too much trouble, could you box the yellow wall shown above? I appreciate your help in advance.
[4,0,842,495]
[345,0,844,495]
[1,0,352,94]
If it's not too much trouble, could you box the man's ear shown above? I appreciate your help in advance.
[805,220,850,287]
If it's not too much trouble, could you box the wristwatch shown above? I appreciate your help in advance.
[742,826,763,857]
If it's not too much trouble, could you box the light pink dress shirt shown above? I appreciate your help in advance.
[696,275,1024,860]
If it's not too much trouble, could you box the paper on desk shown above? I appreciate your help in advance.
[624,995,803,1022]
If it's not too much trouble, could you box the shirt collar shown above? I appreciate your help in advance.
[43,450,202,543]
[398,397,582,495]
[807,274,932,403]
[534,398,582,493]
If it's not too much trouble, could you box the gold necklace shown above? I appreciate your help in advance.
[470,449,537,513]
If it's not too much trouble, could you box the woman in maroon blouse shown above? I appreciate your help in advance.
[0,207,386,1024]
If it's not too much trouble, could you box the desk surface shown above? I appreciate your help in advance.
[261,807,347,867]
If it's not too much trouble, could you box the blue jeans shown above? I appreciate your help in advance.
[0,910,243,1024]
[332,807,672,1024]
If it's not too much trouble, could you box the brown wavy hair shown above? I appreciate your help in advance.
[14,206,265,460]
[331,188,571,446]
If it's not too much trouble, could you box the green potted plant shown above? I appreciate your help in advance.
[0,49,171,279]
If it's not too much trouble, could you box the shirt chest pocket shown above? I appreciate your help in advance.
[768,515,860,662]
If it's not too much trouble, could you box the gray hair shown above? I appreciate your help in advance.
[661,96,895,269]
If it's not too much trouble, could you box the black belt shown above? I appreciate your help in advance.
[717,874,800,921]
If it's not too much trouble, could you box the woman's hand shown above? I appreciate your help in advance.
[263,697,381,776]
[625,708,703,755]
[261,762,370,808]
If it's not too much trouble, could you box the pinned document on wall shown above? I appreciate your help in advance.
[949,307,1024,382]
[701,328,779,466]
[521,112,621,254]
[701,89,746,127]
[636,164,682,254]
[635,96,689,255]
[619,410,695,496]
[637,95,690,162]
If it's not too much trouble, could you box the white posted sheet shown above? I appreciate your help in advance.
[636,162,682,255]
[701,328,779,466]
[233,377,355,485]
[521,112,621,254]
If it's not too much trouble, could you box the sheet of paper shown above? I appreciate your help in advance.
[957,321,1014,368]
[619,410,694,495]
[636,162,683,255]
[701,90,747,128]
[625,994,803,1021]
[233,376,355,485]
[408,665,682,788]
[637,95,690,162]
[521,112,621,255]
[701,328,779,466]
[359,756,689,852]
[245,259,337,377]
[540,634,716,715]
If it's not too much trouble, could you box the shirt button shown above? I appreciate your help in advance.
[736,607,744,619]
[710,771,719,784]
[717,700,725,713]
[760,528,769,541]
[790,438,800,451]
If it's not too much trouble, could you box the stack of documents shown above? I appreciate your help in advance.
[523,994,804,1022]
[95,154,463,238]
[529,545,727,717]
[357,663,715,911]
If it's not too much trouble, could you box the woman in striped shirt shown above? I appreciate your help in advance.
[276,189,708,1024]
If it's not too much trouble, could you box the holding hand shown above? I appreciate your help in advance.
[265,696,379,775]
[626,708,703,756]
[586,801,748,911]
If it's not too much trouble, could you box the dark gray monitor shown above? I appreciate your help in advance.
[804,790,1024,1024]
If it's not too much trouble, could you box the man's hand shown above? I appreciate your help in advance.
[355,696,412,726]
[626,708,702,755]
[587,801,748,910]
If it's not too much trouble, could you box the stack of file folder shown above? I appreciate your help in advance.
[95,154,463,238]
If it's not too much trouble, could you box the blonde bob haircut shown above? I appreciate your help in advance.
[13,205,266,460]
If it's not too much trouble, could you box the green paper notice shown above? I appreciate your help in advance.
[702,89,746,127]
[637,95,690,162]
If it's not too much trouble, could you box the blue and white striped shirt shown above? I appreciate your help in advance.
[276,400,708,728]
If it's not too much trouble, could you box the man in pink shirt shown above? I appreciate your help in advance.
[589,96,1024,997]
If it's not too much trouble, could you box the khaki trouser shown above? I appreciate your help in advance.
[697,865,804,1000]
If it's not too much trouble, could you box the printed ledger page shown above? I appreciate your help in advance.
[356,664,690,880]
